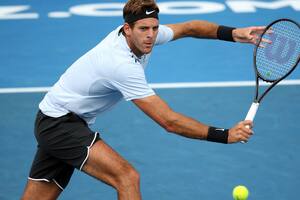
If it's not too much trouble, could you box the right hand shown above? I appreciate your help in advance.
[228,120,254,143]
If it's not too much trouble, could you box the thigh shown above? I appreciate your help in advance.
[82,140,136,187]
[29,146,75,190]
[35,111,99,170]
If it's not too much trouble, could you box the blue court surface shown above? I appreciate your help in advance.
[1,1,300,199]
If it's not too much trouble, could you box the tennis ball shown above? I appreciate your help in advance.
[232,185,249,200]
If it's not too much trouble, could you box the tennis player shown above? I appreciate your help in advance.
[21,0,263,199]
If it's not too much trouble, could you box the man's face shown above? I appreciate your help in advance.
[124,18,159,57]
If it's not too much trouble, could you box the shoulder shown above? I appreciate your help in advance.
[155,24,174,45]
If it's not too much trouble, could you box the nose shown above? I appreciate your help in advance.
[147,29,154,39]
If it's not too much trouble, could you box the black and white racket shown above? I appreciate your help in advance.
[245,18,300,123]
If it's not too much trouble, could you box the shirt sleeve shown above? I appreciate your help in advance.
[155,24,174,45]
[110,63,155,101]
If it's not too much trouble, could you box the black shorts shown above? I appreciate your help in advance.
[28,110,101,190]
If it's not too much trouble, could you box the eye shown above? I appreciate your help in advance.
[153,26,159,31]
[140,27,147,31]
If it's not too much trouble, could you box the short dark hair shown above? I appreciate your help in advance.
[123,0,159,25]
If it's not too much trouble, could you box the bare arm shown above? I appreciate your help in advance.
[166,20,218,41]
[166,20,266,45]
[133,95,208,139]
[133,95,254,143]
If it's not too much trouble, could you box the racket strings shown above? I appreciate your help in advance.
[256,20,300,81]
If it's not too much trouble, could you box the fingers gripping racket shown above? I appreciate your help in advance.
[245,19,300,123]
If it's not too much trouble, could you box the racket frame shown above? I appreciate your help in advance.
[245,18,300,124]
[252,18,300,104]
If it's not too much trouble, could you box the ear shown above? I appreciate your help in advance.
[123,23,131,36]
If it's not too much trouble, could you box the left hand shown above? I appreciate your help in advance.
[232,26,266,45]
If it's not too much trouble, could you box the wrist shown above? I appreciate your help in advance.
[207,126,229,144]
[217,25,236,42]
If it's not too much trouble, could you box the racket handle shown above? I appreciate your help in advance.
[241,102,259,144]
[245,102,260,122]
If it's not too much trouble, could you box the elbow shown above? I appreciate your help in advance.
[183,21,195,36]
[162,118,177,133]
[164,124,174,133]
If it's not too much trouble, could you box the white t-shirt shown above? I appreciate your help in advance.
[39,25,174,124]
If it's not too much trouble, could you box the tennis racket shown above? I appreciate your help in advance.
[245,18,300,124]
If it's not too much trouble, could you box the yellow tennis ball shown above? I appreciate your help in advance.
[232,185,249,200]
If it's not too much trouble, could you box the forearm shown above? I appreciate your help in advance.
[133,95,209,139]
[168,20,264,44]
[133,95,230,143]
[163,111,209,140]
[159,111,229,144]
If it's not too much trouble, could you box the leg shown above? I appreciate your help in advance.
[21,179,61,200]
[21,146,74,200]
[82,140,142,200]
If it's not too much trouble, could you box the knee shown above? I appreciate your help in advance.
[117,165,140,188]
[127,167,140,183]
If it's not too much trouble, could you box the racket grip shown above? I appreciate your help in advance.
[245,102,260,122]
[241,102,259,144]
